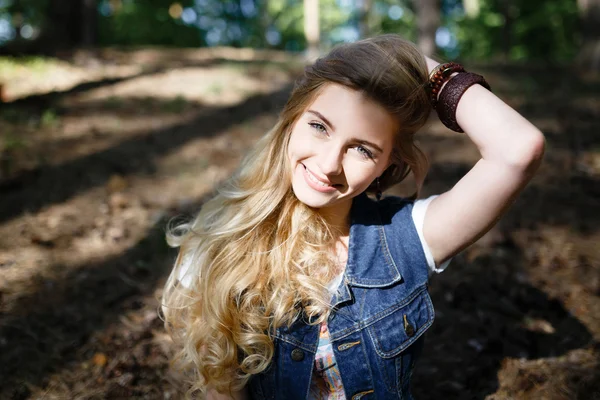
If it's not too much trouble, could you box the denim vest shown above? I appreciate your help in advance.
[248,193,435,400]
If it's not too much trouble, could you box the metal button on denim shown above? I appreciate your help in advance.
[404,314,415,337]
[405,323,415,337]
[291,348,305,361]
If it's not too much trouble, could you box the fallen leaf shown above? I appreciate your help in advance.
[92,352,108,367]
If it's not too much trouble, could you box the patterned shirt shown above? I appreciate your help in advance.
[308,321,347,399]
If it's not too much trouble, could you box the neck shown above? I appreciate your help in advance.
[317,199,352,236]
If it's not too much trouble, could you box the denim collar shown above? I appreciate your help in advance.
[332,193,404,308]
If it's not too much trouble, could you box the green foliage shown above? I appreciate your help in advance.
[1,132,26,152]
[2,0,49,29]
[0,56,57,77]
[0,0,582,63]
[164,95,188,112]
[0,107,29,123]
[450,0,579,62]
[377,1,417,42]
[264,0,354,50]
[97,0,203,47]
[266,0,306,49]
[40,108,59,127]
[103,96,125,110]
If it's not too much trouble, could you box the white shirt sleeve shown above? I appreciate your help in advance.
[411,195,451,274]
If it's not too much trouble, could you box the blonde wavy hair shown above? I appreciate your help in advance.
[161,34,432,397]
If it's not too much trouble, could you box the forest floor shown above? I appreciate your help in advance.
[0,47,598,400]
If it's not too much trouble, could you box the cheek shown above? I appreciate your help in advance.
[287,130,301,159]
[288,127,313,158]
[344,162,378,188]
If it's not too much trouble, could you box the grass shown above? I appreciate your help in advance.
[206,82,224,96]
[40,108,59,127]
[0,107,29,123]
[0,56,63,79]
[164,95,188,113]
[1,132,27,152]
[0,107,60,127]
[103,96,125,110]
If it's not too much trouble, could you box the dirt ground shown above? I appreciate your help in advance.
[0,48,598,400]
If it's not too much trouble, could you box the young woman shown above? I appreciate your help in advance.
[161,35,545,399]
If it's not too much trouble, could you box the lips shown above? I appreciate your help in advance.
[304,165,332,186]
[302,164,338,193]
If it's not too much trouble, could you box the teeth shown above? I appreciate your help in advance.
[306,167,331,187]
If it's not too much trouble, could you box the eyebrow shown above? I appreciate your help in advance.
[306,109,384,154]
[307,110,336,131]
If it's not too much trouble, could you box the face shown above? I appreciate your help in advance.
[287,83,398,215]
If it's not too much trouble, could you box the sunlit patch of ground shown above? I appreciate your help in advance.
[0,49,299,184]
[0,47,299,101]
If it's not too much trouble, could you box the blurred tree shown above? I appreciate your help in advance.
[577,0,600,71]
[379,1,417,43]
[44,0,98,48]
[358,0,372,38]
[463,0,479,18]
[0,0,98,53]
[0,0,581,63]
[97,0,202,47]
[304,0,320,58]
[499,0,513,61]
[414,0,440,55]
[257,0,271,46]
[453,0,578,62]
[81,0,97,47]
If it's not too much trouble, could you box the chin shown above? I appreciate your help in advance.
[292,185,337,209]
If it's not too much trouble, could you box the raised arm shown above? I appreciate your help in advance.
[421,57,545,266]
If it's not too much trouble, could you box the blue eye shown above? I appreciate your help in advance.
[356,146,374,159]
[309,122,327,135]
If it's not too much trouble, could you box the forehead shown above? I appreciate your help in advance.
[306,84,398,142]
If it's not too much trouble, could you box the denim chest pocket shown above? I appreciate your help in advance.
[365,287,434,395]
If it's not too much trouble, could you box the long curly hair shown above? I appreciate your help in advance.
[161,34,432,397]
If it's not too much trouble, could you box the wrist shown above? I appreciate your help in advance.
[427,62,465,109]
[424,56,440,75]
[437,72,459,101]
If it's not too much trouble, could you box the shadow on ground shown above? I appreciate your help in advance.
[413,243,594,399]
[0,84,293,223]
[0,214,180,399]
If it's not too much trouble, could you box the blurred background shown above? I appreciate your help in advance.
[0,1,598,399]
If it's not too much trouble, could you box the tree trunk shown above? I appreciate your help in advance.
[258,0,271,47]
[414,0,440,56]
[500,0,513,61]
[39,0,97,50]
[304,0,320,60]
[81,0,97,47]
[358,0,372,39]
[577,0,600,72]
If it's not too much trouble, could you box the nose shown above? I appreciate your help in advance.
[317,143,343,177]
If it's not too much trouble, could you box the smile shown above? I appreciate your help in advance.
[302,164,338,193]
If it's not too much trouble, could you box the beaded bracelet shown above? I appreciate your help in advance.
[428,62,465,109]
[437,72,492,132]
